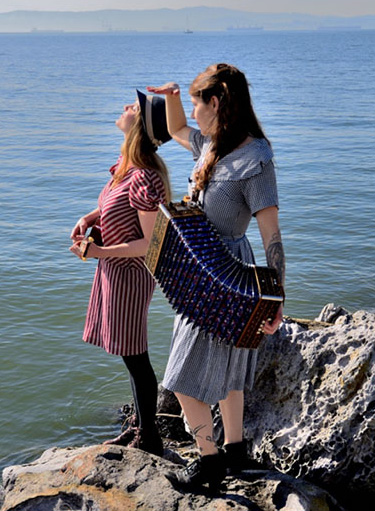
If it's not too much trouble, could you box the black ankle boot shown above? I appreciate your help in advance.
[224,440,248,474]
[224,440,265,474]
[165,451,226,493]
[128,426,164,457]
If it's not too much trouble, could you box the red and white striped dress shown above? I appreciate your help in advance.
[83,160,166,356]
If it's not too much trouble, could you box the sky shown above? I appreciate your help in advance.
[0,0,374,17]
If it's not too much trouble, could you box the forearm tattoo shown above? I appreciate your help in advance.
[266,230,285,285]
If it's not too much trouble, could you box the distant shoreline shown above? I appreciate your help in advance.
[0,7,374,33]
[0,27,372,35]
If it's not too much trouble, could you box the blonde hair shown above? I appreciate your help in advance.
[112,111,171,202]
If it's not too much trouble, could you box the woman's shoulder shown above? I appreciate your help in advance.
[189,128,211,160]
[129,166,162,181]
[128,167,166,210]
[128,167,165,193]
[231,137,273,164]
[213,138,274,181]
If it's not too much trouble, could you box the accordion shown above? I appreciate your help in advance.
[145,202,284,349]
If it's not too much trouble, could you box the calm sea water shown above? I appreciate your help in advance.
[0,30,374,472]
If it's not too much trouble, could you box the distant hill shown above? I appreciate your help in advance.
[0,7,374,33]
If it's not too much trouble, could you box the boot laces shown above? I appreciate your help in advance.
[124,413,138,428]
[183,459,200,476]
[128,428,141,448]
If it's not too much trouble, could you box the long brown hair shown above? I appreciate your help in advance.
[189,63,270,192]
[112,111,171,202]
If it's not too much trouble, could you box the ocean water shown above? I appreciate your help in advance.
[0,30,374,472]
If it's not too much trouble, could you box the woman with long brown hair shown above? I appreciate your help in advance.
[149,64,285,489]
[70,90,171,456]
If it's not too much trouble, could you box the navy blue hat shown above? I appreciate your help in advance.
[136,90,171,150]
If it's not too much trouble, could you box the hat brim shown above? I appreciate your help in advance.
[136,89,171,148]
[136,89,148,133]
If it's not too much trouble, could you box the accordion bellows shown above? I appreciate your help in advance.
[145,202,284,349]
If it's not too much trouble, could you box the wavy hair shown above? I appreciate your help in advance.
[112,111,171,202]
[189,63,270,192]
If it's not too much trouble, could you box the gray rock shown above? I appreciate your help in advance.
[1,444,344,511]
[243,308,375,509]
[2,305,375,511]
[315,303,352,323]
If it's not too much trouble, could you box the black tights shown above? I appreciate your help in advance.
[122,351,158,431]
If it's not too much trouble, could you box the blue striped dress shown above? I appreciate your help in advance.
[162,129,279,404]
[83,160,166,356]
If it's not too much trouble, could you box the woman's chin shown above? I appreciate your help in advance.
[115,120,126,133]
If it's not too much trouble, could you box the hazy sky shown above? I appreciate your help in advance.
[0,1,374,17]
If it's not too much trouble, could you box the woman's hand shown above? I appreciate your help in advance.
[263,304,283,335]
[69,240,99,261]
[70,217,89,242]
[147,83,180,96]
[70,208,100,242]
[69,240,88,260]
[69,240,84,260]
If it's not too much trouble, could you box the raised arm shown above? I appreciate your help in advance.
[147,83,192,151]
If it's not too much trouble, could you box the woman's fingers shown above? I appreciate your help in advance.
[263,305,283,335]
[146,83,180,95]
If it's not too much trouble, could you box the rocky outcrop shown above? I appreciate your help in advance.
[1,305,375,511]
[242,306,375,510]
[1,444,345,511]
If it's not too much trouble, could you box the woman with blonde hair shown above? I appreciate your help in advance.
[149,63,285,489]
[70,90,171,456]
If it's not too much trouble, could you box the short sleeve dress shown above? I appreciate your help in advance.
[83,159,166,357]
[162,129,279,404]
